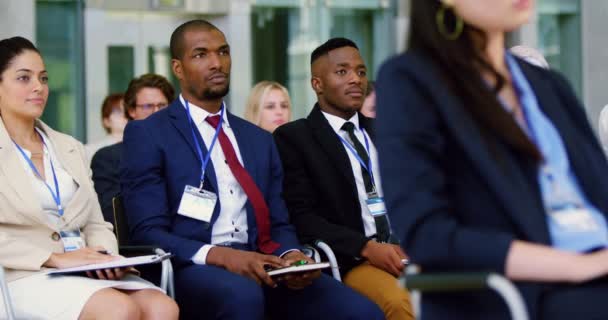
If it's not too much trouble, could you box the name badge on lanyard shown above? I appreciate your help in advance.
[337,128,387,217]
[543,168,600,233]
[366,192,387,217]
[176,100,224,222]
[178,185,218,223]
[549,206,600,232]
[60,230,86,252]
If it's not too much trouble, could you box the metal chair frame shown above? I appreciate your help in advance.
[112,196,175,298]
[405,265,529,320]
[0,266,15,320]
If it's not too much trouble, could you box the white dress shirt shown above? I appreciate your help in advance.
[181,95,250,265]
[14,128,78,227]
[322,111,384,237]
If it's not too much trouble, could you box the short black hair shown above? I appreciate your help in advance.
[310,37,358,65]
[170,19,222,60]
[0,37,40,81]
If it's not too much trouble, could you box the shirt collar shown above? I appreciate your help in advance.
[505,53,535,108]
[180,94,230,128]
[321,110,360,135]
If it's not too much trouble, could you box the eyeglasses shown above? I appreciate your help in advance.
[135,102,168,111]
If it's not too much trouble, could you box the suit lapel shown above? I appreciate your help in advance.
[37,121,82,188]
[168,100,219,192]
[228,113,257,182]
[36,121,90,228]
[308,105,358,191]
[0,119,45,225]
[407,53,550,244]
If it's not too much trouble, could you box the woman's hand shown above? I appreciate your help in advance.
[86,267,133,280]
[505,240,608,283]
[569,249,608,283]
[44,246,117,269]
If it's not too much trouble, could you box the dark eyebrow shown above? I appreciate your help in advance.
[15,68,47,73]
[192,44,230,53]
[336,62,366,68]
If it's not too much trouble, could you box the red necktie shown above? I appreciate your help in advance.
[205,115,280,254]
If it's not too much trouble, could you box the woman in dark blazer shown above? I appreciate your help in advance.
[376,0,608,319]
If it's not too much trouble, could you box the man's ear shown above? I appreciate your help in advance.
[311,77,322,95]
[171,59,183,80]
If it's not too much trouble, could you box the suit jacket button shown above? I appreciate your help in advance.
[51,232,60,241]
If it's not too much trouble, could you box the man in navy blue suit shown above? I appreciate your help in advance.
[120,19,384,320]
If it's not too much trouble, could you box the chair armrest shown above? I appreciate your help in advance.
[405,272,491,292]
[405,269,529,320]
[309,240,342,282]
[0,266,15,320]
[117,246,175,299]
[119,245,163,257]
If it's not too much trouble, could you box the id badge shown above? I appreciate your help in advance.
[550,207,600,232]
[59,230,85,252]
[177,185,217,223]
[366,196,387,217]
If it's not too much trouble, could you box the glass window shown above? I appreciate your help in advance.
[251,1,395,119]
[36,0,85,140]
[148,46,179,90]
[538,0,582,96]
[108,46,134,94]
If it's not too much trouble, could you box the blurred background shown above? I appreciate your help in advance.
[0,0,607,144]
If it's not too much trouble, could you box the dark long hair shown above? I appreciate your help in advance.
[408,0,542,162]
[0,37,40,81]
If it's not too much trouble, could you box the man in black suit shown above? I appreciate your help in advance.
[274,38,413,320]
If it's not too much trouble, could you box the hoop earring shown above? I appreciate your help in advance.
[436,3,463,41]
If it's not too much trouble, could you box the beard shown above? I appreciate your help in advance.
[202,84,230,100]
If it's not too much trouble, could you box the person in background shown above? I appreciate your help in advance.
[360,81,376,118]
[84,93,127,161]
[0,36,178,320]
[91,74,174,224]
[376,0,608,319]
[244,80,292,133]
[510,45,550,69]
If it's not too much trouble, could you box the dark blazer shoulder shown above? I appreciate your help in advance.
[274,118,310,136]
[379,51,434,77]
[230,113,271,134]
[91,142,121,165]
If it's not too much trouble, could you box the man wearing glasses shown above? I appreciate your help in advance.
[91,73,175,224]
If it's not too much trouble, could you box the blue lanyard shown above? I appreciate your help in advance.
[503,53,537,145]
[184,100,224,188]
[13,131,63,216]
[337,127,376,187]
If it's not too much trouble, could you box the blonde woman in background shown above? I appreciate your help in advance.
[244,81,292,132]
